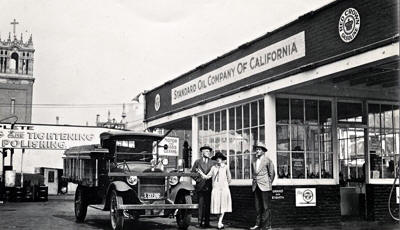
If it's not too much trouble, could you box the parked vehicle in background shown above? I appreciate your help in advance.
[63,131,198,230]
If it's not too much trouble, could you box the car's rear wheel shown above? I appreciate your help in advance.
[176,194,192,230]
[110,190,124,230]
[74,185,88,223]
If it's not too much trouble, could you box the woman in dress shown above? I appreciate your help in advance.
[197,151,232,229]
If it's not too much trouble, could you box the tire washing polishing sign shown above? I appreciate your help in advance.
[296,188,316,207]
[0,123,109,150]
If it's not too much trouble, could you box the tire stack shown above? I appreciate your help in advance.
[4,187,13,201]
[24,186,34,201]
[13,187,24,202]
[34,185,48,201]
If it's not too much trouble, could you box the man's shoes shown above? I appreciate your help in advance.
[249,225,260,230]
[203,223,211,228]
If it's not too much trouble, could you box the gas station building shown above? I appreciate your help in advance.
[143,0,399,226]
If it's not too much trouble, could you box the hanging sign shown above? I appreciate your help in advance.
[171,31,305,105]
[296,188,316,207]
[159,137,179,156]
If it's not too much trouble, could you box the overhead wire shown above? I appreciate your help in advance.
[0,103,133,108]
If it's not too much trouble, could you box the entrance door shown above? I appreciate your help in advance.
[44,169,58,195]
[337,101,367,219]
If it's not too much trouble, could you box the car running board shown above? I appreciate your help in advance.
[88,204,104,210]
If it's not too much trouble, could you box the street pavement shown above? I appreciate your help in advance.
[0,195,399,230]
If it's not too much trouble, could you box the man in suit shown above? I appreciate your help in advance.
[191,145,216,228]
[250,142,275,230]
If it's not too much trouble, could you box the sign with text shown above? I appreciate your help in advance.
[296,188,316,207]
[272,189,285,200]
[0,123,110,150]
[171,31,305,105]
[159,137,179,156]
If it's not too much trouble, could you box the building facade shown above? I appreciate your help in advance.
[0,20,35,124]
[144,0,399,226]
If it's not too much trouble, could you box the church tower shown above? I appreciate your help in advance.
[0,19,35,123]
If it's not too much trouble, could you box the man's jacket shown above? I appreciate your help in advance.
[251,155,275,192]
[191,158,216,191]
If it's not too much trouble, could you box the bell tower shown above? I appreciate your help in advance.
[0,19,35,123]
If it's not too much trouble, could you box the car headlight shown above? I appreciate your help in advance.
[162,158,168,166]
[169,176,179,186]
[126,176,138,186]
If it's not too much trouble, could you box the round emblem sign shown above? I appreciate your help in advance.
[154,94,161,111]
[302,189,313,203]
[338,8,360,43]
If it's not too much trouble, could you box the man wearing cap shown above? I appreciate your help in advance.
[191,145,216,228]
[250,142,275,230]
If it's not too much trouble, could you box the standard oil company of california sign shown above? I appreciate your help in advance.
[171,31,306,105]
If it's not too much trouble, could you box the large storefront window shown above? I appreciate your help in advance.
[368,103,399,179]
[276,97,333,179]
[198,99,265,179]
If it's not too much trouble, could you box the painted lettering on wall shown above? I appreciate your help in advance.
[171,31,305,105]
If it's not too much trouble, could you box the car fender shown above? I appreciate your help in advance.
[104,181,133,210]
[108,181,132,192]
[170,181,195,203]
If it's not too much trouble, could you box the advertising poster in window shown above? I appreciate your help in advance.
[292,152,305,178]
[296,188,316,207]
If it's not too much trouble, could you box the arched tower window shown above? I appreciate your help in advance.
[10,52,19,74]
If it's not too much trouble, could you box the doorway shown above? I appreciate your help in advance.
[337,101,367,220]
[44,169,58,195]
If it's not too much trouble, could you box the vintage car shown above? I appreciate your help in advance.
[63,131,198,230]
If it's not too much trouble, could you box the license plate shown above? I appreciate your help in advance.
[142,192,161,199]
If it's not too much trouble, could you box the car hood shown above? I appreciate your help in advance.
[117,162,163,173]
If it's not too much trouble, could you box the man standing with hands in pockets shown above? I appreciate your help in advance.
[250,142,275,230]
[191,145,216,228]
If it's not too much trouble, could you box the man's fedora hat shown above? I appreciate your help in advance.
[200,145,213,152]
[254,142,268,152]
[211,151,227,161]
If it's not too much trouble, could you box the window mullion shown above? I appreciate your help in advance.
[318,100,321,179]
[289,98,292,179]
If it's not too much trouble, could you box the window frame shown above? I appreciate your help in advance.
[275,94,335,185]
[197,97,265,183]
[367,100,400,184]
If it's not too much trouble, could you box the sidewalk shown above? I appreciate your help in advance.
[46,196,400,230]
[219,219,400,230]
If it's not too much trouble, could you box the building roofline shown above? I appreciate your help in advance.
[144,0,340,95]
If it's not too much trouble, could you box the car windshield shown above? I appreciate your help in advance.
[115,138,157,162]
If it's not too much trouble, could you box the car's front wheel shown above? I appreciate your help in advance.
[176,194,192,230]
[110,190,124,230]
[74,185,88,223]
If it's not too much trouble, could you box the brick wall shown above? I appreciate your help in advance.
[225,185,341,228]
[0,81,33,123]
[366,184,399,223]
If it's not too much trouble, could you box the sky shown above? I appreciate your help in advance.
[0,0,333,126]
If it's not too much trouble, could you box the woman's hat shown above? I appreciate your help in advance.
[200,145,213,152]
[211,151,227,161]
[254,142,268,152]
